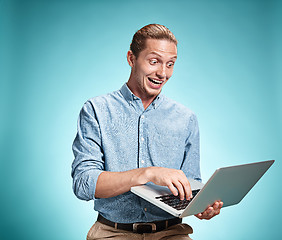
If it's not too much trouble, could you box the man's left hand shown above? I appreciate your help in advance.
[194,200,223,220]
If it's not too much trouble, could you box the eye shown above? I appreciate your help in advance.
[149,59,158,65]
[167,61,175,67]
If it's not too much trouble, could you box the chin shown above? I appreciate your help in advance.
[146,88,162,98]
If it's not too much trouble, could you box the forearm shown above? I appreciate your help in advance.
[95,167,150,198]
[95,166,192,200]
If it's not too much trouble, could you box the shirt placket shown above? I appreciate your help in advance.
[138,112,150,216]
[138,113,146,168]
[133,98,159,218]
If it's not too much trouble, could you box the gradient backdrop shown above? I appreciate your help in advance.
[1,0,281,239]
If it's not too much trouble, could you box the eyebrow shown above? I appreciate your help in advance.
[148,51,177,60]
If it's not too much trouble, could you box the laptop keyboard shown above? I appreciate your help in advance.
[155,189,200,210]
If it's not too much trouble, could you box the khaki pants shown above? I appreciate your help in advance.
[87,221,193,240]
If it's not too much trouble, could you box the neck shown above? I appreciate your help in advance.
[141,98,154,110]
[126,81,156,110]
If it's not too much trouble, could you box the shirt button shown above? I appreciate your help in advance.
[141,115,144,119]
[141,137,144,141]
[141,160,145,164]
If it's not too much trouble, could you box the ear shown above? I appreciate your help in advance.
[127,50,135,67]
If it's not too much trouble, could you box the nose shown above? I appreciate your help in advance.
[156,64,166,79]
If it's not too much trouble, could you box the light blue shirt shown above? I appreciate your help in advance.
[71,83,201,223]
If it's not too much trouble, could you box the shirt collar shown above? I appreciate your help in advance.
[150,94,163,109]
[120,83,135,102]
[120,83,163,109]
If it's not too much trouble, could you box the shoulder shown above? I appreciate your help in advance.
[161,95,197,119]
[83,90,123,111]
[158,95,199,135]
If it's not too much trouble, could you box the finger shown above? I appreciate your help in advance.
[213,201,223,211]
[183,180,192,200]
[208,206,221,219]
[207,207,213,215]
[216,202,223,212]
[196,205,221,220]
[204,211,214,219]
[167,183,178,196]
[203,207,213,219]
[172,181,185,200]
[198,209,208,219]
[219,201,223,208]
[178,171,192,200]
[195,213,203,219]
[212,201,219,209]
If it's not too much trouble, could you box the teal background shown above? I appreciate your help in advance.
[0,0,281,239]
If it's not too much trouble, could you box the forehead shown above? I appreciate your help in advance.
[141,39,177,58]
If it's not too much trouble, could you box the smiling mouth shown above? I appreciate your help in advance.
[148,77,163,85]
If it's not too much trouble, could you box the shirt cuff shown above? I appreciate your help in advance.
[73,169,104,201]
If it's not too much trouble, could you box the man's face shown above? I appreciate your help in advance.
[128,39,177,100]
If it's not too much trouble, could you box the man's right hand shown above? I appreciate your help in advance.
[144,167,192,201]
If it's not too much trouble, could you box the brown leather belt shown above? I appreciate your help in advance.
[97,214,182,234]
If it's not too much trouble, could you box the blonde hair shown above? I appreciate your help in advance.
[130,24,178,58]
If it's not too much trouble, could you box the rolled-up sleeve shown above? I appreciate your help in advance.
[71,101,104,201]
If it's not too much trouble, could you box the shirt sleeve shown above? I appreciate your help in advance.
[180,113,202,182]
[71,101,104,201]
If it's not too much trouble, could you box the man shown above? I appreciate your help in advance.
[72,24,223,240]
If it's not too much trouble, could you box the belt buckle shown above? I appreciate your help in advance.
[133,223,157,233]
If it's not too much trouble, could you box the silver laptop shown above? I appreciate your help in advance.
[131,160,274,218]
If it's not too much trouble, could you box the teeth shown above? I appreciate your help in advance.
[149,78,163,84]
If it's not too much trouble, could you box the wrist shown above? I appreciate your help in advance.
[131,167,152,186]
